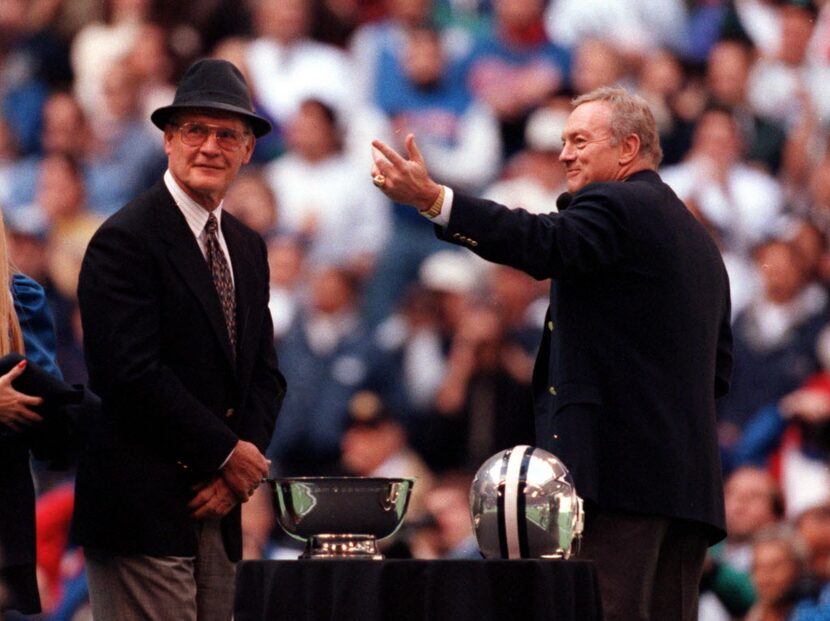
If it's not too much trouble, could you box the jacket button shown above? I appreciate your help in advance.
[470,240,478,247]
[548,386,557,396]
[547,321,554,331]
[452,233,461,240]
[176,460,188,470]
[224,408,235,418]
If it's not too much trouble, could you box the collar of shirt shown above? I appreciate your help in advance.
[163,169,235,284]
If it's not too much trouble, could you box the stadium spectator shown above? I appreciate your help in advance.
[745,525,811,621]
[543,0,689,62]
[263,98,390,277]
[350,0,470,106]
[727,323,830,519]
[570,38,628,97]
[361,22,500,325]
[375,250,484,420]
[721,466,786,574]
[747,0,830,130]
[30,153,101,308]
[791,503,830,619]
[465,0,571,157]
[409,473,481,560]
[661,106,785,260]
[340,390,435,521]
[376,24,500,194]
[245,0,356,156]
[70,0,154,117]
[717,235,827,434]
[635,48,701,167]
[268,266,402,476]
[7,91,162,216]
[266,234,305,341]
[706,38,788,174]
[0,0,72,156]
[483,102,568,214]
[222,170,278,238]
[424,300,535,471]
[122,22,177,132]
[661,106,785,318]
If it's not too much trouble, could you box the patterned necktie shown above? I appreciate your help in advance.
[204,213,236,353]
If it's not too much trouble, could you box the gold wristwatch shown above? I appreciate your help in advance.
[420,185,445,219]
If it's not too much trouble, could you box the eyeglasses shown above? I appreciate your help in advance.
[175,122,250,151]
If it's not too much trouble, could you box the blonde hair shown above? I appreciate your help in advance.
[0,211,25,356]
[572,86,663,167]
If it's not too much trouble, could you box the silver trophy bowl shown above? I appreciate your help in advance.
[265,476,414,559]
[470,445,584,559]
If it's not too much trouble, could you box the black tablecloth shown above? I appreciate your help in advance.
[234,559,603,621]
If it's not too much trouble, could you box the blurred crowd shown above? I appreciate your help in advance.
[5,0,830,619]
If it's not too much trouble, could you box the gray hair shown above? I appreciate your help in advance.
[572,86,663,167]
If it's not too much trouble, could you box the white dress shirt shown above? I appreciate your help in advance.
[163,169,235,286]
[426,185,455,228]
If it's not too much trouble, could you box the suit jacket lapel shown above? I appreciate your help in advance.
[154,185,237,368]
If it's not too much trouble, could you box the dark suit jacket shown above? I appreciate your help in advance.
[441,170,732,541]
[71,180,286,561]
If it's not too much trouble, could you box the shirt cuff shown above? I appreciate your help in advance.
[425,186,454,227]
[218,446,235,470]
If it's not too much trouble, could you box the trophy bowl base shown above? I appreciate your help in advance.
[301,534,384,560]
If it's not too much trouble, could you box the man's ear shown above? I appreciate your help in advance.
[163,126,175,156]
[618,133,641,166]
[243,136,256,165]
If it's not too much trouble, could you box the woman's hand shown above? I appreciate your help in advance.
[0,360,44,431]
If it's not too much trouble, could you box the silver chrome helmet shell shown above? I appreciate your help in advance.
[470,445,584,559]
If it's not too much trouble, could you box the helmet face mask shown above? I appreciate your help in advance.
[470,445,585,559]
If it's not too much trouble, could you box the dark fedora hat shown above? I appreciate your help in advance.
[151,58,272,138]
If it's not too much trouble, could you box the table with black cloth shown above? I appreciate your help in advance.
[234,559,603,621]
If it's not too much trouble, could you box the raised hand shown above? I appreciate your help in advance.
[371,134,443,211]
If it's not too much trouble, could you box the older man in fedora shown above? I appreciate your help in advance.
[71,59,286,621]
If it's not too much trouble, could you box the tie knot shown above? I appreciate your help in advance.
[205,213,218,235]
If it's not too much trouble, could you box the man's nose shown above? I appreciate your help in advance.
[559,144,574,162]
[199,132,223,153]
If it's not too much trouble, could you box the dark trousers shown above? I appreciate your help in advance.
[576,508,709,621]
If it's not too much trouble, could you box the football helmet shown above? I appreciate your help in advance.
[470,445,584,559]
